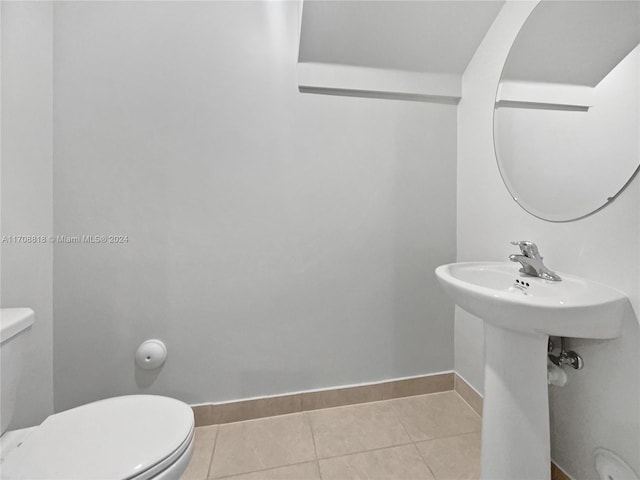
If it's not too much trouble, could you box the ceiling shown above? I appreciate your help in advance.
[298,0,505,74]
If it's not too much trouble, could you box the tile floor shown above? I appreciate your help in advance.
[180,391,481,480]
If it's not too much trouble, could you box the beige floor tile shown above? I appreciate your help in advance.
[416,432,481,480]
[181,425,219,480]
[319,444,435,480]
[219,462,321,480]
[390,392,481,442]
[209,413,316,478]
[306,400,411,458]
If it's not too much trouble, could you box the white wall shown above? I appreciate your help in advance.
[0,1,54,428]
[52,1,457,411]
[458,2,640,478]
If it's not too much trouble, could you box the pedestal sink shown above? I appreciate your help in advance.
[436,262,629,480]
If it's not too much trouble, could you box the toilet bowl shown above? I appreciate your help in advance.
[1,395,195,480]
[0,308,194,480]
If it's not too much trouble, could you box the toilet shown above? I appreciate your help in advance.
[0,308,195,480]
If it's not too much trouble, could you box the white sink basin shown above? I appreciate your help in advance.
[436,262,627,339]
[436,261,630,480]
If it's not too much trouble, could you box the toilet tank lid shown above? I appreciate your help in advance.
[0,308,34,344]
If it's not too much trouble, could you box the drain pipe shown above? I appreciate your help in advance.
[547,360,568,386]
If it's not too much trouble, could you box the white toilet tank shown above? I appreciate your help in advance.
[0,308,34,435]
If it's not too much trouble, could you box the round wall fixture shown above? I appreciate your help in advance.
[135,339,167,370]
[594,448,639,480]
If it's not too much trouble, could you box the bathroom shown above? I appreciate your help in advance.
[1,1,638,479]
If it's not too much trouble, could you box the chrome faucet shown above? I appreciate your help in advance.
[509,241,561,281]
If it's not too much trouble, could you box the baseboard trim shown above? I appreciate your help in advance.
[551,461,574,480]
[453,373,483,415]
[192,371,454,426]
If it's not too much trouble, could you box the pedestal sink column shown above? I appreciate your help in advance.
[482,323,550,480]
[436,262,627,479]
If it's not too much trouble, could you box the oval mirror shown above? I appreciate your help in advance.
[494,0,640,221]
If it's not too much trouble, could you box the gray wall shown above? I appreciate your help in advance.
[457,2,639,478]
[52,1,457,411]
[1,1,54,428]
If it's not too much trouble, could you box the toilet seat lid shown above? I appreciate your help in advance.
[2,395,194,480]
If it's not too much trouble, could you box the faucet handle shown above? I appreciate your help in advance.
[510,240,540,258]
